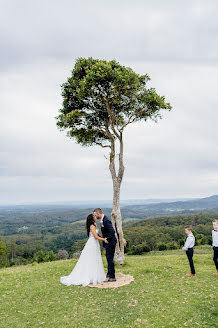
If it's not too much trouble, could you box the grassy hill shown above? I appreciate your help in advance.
[0,246,217,328]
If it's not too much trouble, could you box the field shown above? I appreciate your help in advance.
[0,246,217,328]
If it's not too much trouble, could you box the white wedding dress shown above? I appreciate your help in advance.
[60,229,106,287]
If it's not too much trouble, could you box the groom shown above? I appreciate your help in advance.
[93,208,117,282]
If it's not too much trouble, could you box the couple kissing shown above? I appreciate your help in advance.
[60,208,117,287]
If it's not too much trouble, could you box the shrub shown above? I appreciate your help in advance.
[0,238,8,268]
[33,250,56,263]
[199,235,209,245]
[128,243,150,255]
[158,243,167,251]
[57,249,69,260]
[167,241,178,250]
[179,239,185,247]
[71,251,82,259]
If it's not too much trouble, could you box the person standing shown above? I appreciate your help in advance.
[94,208,117,282]
[212,219,218,276]
[182,225,196,277]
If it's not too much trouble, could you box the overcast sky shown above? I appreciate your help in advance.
[0,0,218,205]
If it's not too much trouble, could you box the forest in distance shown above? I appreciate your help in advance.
[0,195,218,267]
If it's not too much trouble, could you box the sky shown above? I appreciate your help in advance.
[0,0,218,204]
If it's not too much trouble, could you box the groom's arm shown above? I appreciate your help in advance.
[104,218,115,242]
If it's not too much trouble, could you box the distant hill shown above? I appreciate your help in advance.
[121,195,218,220]
[0,195,217,235]
[0,197,197,208]
[1,199,217,268]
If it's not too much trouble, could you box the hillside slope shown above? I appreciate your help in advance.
[122,195,218,219]
[0,249,217,328]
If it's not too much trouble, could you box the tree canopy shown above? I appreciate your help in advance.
[56,57,171,147]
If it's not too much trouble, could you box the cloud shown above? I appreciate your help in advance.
[1,0,218,69]
[0,0,218,204]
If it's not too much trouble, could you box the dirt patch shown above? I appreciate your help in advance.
[88,272,134,288]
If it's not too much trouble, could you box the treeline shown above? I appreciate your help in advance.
[0,229,88,267]
[0,218,88,267]
[0,236,86,267]
[0,208,99,236]
[0,212,217,268]
[124,213,217,254]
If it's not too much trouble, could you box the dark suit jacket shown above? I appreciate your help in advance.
[101,215,117,248]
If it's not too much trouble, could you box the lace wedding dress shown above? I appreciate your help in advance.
[60,229,106,287]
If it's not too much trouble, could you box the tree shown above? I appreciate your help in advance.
[0,238,8,268]
[56,58,171,264]
[33,250,56,263]
[57,249,69,260]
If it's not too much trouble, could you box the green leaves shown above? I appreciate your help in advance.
[56,57,171,147]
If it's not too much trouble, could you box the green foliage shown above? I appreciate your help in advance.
[166,241,178,250]
[56,57,171,147]
[33,250,56,263]
[192,230,210,246]
[179,238,185,247]
[1,208,217,265]
[71,238,87,255]
[124,213,217,254]
[128,242,150,255]
[0,238,7,256]
[0,238,7,268]
[158,242,167,251]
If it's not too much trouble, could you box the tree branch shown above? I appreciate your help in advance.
[95,142,111,149]
[120,112,136,131]
[120,106,150,131]
[105,98,121,141]
[104,122,117,179]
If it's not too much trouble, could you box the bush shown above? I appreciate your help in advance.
[179,239,185,247]
[167,241,178,250]
[128,243,150,255]
[57,249,69,260]
[0,238,8,268]
[33,250,56,263]
[158,243,167,251]
[199,235,209,245]
[71,251,82,259]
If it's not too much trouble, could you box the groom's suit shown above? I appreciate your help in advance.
[101,215,117,279]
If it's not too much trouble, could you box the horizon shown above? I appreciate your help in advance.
[0,194,217,207]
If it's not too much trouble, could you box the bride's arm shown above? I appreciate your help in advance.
[90,225,108,243]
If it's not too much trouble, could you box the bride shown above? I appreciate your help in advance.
[60,214,108,287]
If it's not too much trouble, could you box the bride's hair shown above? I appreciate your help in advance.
[86,214,95,236]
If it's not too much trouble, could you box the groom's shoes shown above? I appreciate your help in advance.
[108,278,116,282]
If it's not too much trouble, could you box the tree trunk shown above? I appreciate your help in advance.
[109,134,125,265]
[111,180,125,264]
[105,114,125,264]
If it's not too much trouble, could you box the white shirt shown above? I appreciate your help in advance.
[184,233,195,250]
[212,230,218,247]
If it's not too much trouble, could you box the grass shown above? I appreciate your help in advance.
[0,246,217,328]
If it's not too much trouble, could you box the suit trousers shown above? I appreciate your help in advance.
[186,248,195,274]
[106,242,116,279]
[213,246,218,271]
